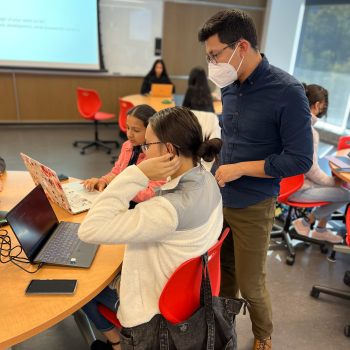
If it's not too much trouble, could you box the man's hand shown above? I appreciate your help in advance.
[137,154,181,181]
[80,178,107,192]
[215,164,243,187]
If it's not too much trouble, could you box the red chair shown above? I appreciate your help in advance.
[271,174,330,266]
[118,98,134,135]
[97,228,230,327]
[110,99,134,163]
[74,88,119,154]
[337,136,350,151]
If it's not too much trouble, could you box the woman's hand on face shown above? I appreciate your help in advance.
[137,154,182,181]
[80,178,107,192]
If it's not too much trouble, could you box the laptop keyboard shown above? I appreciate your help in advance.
[39,222,81,265]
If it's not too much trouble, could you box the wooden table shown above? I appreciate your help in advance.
[0,172,124,349]
[329,149,350,183]
[123,94,223,115]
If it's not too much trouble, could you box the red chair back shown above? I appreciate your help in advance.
[278,175,304,204]
[337,136,350,151]
[118,98,134,134]
[345,209,350,247]
[158,228,229,324]
[77,88,101,120]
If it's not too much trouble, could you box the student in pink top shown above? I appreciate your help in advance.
[291,84,348,243]
[81,105,166,208]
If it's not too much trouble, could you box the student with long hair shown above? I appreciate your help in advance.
[183,66,215,112]
[81,105,165,208]
[141,59,175,94]
[78,106,223,350]
[291,83,346,243]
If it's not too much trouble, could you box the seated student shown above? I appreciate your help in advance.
[140,59,175,95]
[0,156,5,192]
[183,66,215,113]
[291,83,347,243]
[81,105,165,209]
[78,106,223,350]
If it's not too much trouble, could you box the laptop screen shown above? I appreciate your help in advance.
[6,184,59,262]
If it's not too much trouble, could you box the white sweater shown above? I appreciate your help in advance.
[301,114,335,190]
[78,165,223,327]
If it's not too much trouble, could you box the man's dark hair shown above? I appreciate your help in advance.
[198,9,258,51]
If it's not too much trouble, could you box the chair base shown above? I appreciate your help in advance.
[310,284,350,301]
[73,120,120,154]
[271,206,327,266]
[73,140,118,154]
[310,282,350,337]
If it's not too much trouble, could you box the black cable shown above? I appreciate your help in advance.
[0,228,44,273]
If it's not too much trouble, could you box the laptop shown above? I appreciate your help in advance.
[6,184,98,268]
[150,84,173,97]
[21,153,100,215]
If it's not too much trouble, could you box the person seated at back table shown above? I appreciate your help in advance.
[0,156,5,192]
[78,106,223,350]
[183,66,215,113]
[81,105,165,209]
[291,83,348,243]
[141,59,175,95]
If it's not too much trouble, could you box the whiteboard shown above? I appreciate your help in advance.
[99,0,163,76]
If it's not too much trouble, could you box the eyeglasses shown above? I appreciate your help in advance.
[140,142,180,154]
[205,40,240,65]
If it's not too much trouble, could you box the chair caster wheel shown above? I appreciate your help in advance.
[80,150,85,155]
[73,142,78,147]
[286,256,294,265]
[310,290,320,298]
[320,245,328,254]
[106,149,111,154]
[344,325,350,337]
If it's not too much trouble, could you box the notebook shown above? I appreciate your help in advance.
[21,153,100,215]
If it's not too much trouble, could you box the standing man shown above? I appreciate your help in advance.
[198,9,313,350]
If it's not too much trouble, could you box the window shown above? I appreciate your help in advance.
[293,2,350,132]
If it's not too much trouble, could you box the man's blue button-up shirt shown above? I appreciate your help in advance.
[220,55,313,208]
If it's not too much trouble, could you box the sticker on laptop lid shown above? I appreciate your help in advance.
[70,258,77,265]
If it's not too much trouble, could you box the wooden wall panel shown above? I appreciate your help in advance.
[0,73,17,122]
[14,75,143,122]
[163,2,265,77]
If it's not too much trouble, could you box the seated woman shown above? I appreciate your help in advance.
[183,66,215,113]
[81,105,165,209]
[0,156,5,192]
[140,59,175,95]
[291,83,348,243]
[78,106,223,350]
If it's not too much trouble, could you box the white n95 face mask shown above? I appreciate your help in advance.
[208,44,244,89]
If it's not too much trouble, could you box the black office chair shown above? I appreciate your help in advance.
[310,270,350,337]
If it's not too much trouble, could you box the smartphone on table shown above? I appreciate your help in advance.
[25,279,78,295]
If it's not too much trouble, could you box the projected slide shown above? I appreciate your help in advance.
[0,0,100,70]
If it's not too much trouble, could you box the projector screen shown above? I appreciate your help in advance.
[0,0,101,70]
